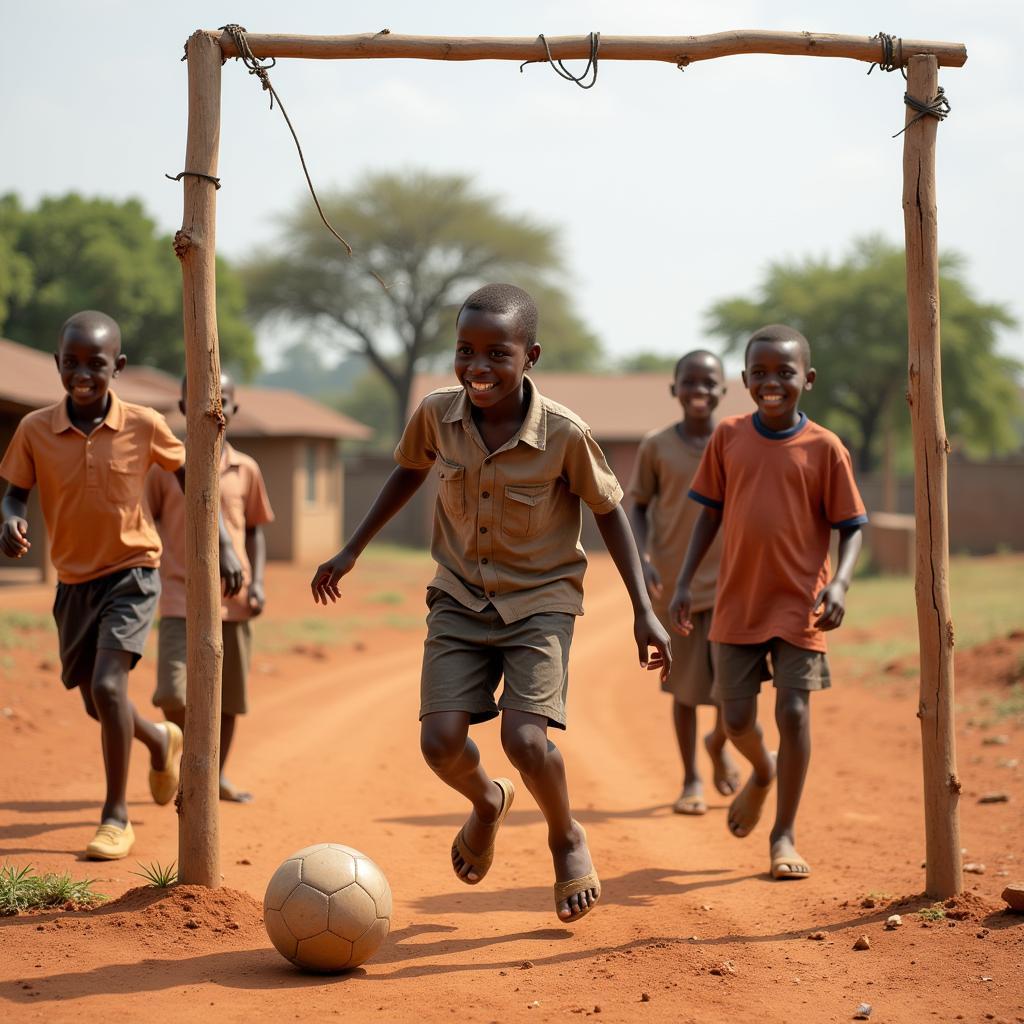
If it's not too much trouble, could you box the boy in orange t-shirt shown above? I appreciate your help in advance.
[146,373,274,804]
[670,324,866,881]
[0,311,243,860]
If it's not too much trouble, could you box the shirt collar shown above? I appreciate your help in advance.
[221,441,243,470]
[441,376,547,451]
[752,411,808,440]
[51,390,125,434]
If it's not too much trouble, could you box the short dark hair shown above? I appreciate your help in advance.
[744,324,811,369]
[458,283,538,345]
[59,310,121,351]
[673,349,724,378]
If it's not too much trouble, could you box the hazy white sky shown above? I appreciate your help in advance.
[5,1,1022,370]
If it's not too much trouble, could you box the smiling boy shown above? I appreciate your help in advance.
[670,324,866,880]
[312,283,670,923]
[0,310,243,859]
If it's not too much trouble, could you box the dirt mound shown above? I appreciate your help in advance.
[884,889,1001,922]
[29,885,267,955]
[885,630,1024,691]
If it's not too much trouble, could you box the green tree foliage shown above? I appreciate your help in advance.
[705,236,1020,471]
[0,193,257,377]
[243,171,603,436]
[617,351,679,373]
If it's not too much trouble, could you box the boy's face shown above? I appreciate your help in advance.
[742,339,815,426]
[454,308,541,410]
[672,354,725,423]
[55,325,126,410]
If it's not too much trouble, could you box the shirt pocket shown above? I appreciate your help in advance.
[436,459,466,519]
[501,482,552,539]
[107,459,143,505]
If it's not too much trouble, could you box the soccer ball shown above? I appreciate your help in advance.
[263,843,392,972]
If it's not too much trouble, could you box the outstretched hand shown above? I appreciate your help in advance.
[813,580,849,631]
[669,584,693,637]
[635,608,672,684]
[0,517,30,559]
[311,549,357,605]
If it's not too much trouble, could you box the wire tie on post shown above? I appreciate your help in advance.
[520,31,600,89]
[165,171,222,189]
[893,86,951,138]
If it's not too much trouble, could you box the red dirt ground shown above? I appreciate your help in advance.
[1,555,1022,1023]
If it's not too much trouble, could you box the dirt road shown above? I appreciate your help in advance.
[1,556,1021,1022]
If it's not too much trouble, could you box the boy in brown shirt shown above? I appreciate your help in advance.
[312,284,671,924]
[146,373,274,803]
[0,311,243,859]
[629,351,738,816]
[671,325,866,881]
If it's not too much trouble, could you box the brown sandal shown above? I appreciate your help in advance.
[451,777,515,885]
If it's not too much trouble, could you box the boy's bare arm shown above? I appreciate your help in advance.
[173,466,245,597]
[312,465,431,605]
[593,504,672,681]
[245,524,267,617]
[814,525,863,630]
[0,483,32,558]
[628,500,662,600]
[669,505,722,635]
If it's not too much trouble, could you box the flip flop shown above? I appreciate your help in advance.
[149,722,183,806]
[727,754,776,838]
[553,822,601,923]
[771,841,812,880]
[451,777,515,885]
[672,791,708,815]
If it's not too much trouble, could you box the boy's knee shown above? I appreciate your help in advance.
[775,691,809,735]
[419,723,464,773]
[90,672,126,712]
[722,699,757,738]
[500,726,547,777]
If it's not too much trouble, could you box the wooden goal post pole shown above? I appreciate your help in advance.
[174,29,225,888]
[901,53,962,899]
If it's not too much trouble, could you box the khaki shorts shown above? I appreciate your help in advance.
[420,589,574,729]
[154,617,252,716]
[713,638,830,702]
[656,607,716,707]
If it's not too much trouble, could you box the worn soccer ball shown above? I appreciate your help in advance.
[263,843,392,972]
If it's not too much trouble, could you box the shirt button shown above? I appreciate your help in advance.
[481,558,489,565]
[479,527,487,534]
[484,458,492,465]
[481,491,490,499]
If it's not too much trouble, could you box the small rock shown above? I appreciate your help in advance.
[808,931,827,941]
[640,992,650,1002]
[236,858,251,865]
[853,1003,873,1020]
[885,914,902,929]
[1001,883,1024,912]
[593,1007,602,1015]
[997,758,1019,769]
[981,735,1009,746]
[527,1000,540,1009]
[853,935,871,951]
[860,896,876,909]
[979,793,1010,804]
[981,976,993,982]
[964,862,987,875]
[520,960,534,970]
[184,919,200,930]
[700,904,712,911]
[976,928,989,938]
[709,960,736,976]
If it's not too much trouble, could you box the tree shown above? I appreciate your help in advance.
[705,236,1021,471]
[617,351,679,373]
[0,193,258,377]
[243,170,603,437]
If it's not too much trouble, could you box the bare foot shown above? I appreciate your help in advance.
[552,820,600,922]
[770,836,811,879]
[704,731,741,795]
[727,754,777,838]
[451,780,508,883]
[672,779,707,815]
[219,777,254,803]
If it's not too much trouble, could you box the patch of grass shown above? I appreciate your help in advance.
[369,591,404,606]
[383,613,424,631]
[994,683,1024,721]
[0,612,54,651]
[916,904,947,922]
[132,860,178,887]
[256,616,354,653]
[0,863,107,915]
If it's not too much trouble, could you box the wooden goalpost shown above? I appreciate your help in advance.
[173,29,967,897]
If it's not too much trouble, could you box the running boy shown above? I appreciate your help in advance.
[311,283,671,923]
[670,324,866,880]
[0,311,243,859]
[146,372,274,803]
[629,350,738,815]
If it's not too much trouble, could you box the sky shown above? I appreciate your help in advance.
[5,1,1022,372]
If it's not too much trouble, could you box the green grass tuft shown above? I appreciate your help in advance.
[917,904,947,921]
[0,863,107,915]
[131,860,178,888]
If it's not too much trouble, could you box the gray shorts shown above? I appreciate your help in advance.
[657,607,716,707]
[712,638,831,702]
[52,567,160,689]
[154,617,253,716]
[420,589,575,729]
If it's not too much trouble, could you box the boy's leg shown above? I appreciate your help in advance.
[770,687,811,875]
[704,705,741,796]
[420,710,505,883]
[500,709,598,921]
[219,620,253,802]
[671,701,705,814]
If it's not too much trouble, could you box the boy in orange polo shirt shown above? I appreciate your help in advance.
[0,310,243,859]
[670,324,866,881]
[146,372,274,804]
[312,283,671,924]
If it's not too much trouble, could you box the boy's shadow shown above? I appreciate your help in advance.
[379,803,718,828]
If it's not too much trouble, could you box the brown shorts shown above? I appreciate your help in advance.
[420,589,574,729]
[656,607,716,707]
[154,617,252,716]
[712,638,830,702]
